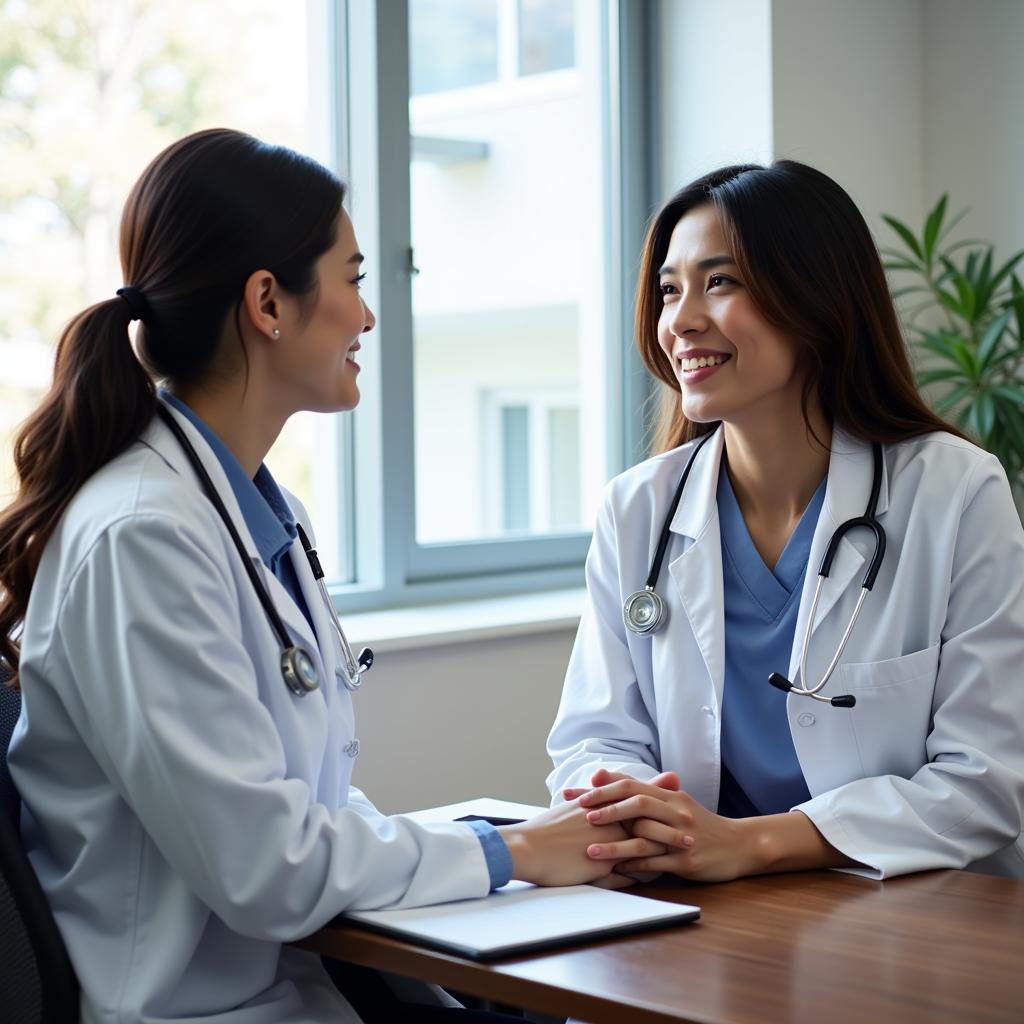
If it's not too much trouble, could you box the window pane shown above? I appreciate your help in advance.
[0,0,346,577]
[547,406,580,529]
[410,0,499,96]
[409,5,606,544]
[518,0,576,76]
[501,406,531,531]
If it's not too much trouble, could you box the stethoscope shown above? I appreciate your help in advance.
[622,424,886,709]
[157,405,373,697]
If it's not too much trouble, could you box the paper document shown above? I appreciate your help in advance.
[344,880,699,961]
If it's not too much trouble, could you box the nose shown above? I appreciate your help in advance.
[668,289,708,338]
[362,299,376,332]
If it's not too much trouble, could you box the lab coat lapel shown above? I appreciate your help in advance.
[666,429,727,707]
[788,425,890,686]
[145,403,321,657]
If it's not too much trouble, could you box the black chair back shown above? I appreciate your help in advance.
[0,676,80,1023]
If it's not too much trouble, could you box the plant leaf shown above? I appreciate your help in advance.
[1012,275,1024,345]
[922,194,947,265]
[883,259,926,273]
[882,214,924,261]
[916,367,968,388]
[933,381,973,414]
[973,391,997,440]
[977,309,1013,369]
[937,207,970,243]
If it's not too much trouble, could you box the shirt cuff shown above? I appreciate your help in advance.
[465,820,514,890]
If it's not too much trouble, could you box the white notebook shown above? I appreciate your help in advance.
[344,880,700,961]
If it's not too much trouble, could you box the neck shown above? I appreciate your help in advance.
[172,376,286,478]
[722,403,832,528]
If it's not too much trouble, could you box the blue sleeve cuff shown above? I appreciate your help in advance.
[465,820,514,890]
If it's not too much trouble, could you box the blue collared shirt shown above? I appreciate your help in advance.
[160,393,513,890]
[716,466,825,817]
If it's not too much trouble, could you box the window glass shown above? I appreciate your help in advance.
[409,3,606,544]
[0,0,342,573]
[410,0,499,96]
[518,0,576,76]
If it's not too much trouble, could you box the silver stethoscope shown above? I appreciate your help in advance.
[158,405,373,698]
[622,425,886,709]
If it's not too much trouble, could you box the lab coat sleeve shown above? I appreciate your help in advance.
[546,485,662,801]
[795,455,1024,878]
[49,513,491,941]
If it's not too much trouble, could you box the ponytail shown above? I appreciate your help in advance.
[0,127,345,687]
[0,297,155,684]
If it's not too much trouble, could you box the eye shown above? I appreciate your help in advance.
[352,272,367,288]
[707,273,734,290]
[659,282,677,298]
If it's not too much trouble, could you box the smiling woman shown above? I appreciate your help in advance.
[547,160,1024,886]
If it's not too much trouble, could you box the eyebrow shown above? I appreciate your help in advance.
[658,254,736,276]
[347,252,365,265]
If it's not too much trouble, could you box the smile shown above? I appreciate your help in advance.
[680,353,730,372]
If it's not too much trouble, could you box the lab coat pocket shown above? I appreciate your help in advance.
[840,643,940,780]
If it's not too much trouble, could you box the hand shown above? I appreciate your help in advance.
[562,769,681,886]
[497,799,668,887]
[578,777,756,883]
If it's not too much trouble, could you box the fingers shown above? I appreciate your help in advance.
[616,853,688,875]
[579,777,684,809]
[589,873,637,890]
[562,787,588,800]
[586,836,667,861]
[630,816,694,851]
[651,771,681,791]
[584,793,693,829]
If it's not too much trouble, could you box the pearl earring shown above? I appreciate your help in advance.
[271,326,281,338]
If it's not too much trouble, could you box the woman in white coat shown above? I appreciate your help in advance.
[0,129,646,1024]
[547,160,1024,884]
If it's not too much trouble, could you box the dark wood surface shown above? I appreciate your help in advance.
[299,869,1024,1023]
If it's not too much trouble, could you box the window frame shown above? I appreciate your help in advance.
[330,0,656,613]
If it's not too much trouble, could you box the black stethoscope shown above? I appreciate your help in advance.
[621,425,886,709]
[157,405,373,698]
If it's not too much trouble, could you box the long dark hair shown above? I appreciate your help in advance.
[0,128,346,684]
[635,160,966,453]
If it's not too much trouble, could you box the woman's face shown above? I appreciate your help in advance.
[273,209,375,414]
[656,204,806,430]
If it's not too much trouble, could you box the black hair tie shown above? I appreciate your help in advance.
[116,285,151,323]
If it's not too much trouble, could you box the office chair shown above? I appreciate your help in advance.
[0,674,80,1023]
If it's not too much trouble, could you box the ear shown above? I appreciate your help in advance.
[241,269,282,339]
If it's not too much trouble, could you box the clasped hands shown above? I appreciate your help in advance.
[564,768,755,885]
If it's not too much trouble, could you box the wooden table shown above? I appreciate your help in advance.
[299,869,1024,1023]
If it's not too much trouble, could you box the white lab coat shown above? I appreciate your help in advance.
[9,403,491,1024]
[547,426,1024,879]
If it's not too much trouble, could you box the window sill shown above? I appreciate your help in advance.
[342,587,585,654]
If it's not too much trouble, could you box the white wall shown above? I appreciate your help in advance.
[771,0,925,236]
[923,0,1024,257]
[658,0,774,193]
[351,628,576,813]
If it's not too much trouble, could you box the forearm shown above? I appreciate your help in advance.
[743,810,862,874]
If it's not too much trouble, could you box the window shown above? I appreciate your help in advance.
[3,0,656,612]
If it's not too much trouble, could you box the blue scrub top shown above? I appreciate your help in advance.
[716,466,826,817]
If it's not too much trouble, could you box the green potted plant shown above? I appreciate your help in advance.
[882,197,1024,507]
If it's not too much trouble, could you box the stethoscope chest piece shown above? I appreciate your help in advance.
[623,587,666,635]
[281,645,319,696]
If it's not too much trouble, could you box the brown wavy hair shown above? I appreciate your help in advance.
[635,161,965,453]
[0,128,346,685]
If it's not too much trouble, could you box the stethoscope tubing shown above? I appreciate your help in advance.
[623,423,886,709]
[157,404,371,696]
